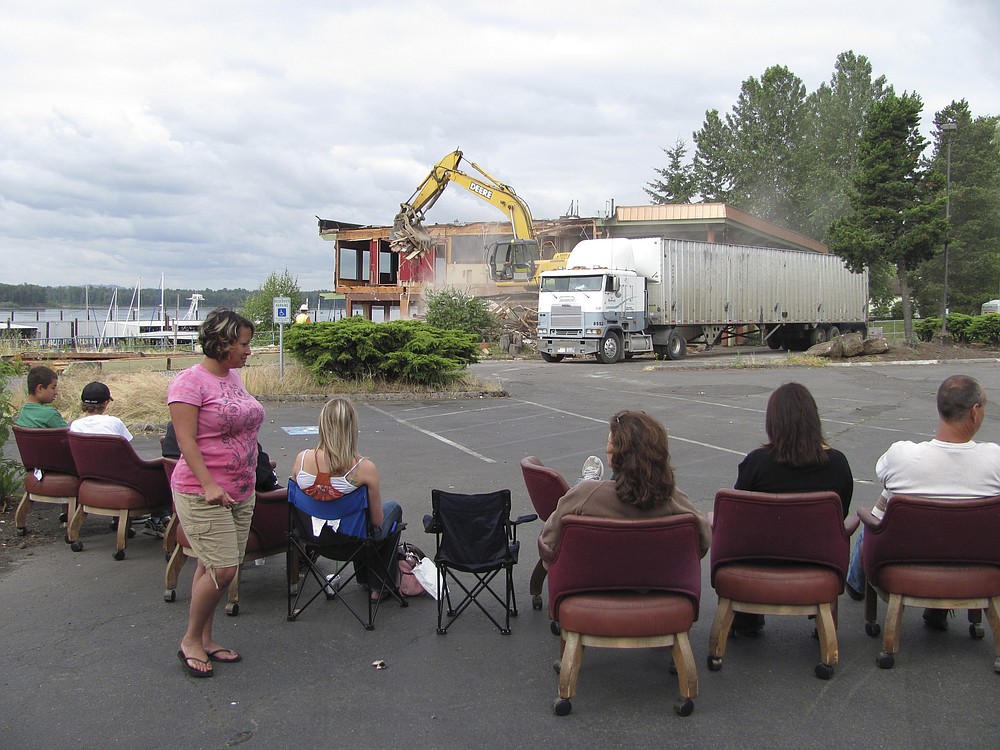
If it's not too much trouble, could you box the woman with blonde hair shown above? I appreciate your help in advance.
[292,398,402,593]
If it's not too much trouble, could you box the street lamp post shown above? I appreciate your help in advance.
[941,121,958,336]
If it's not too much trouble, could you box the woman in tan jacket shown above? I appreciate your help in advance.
[539,410,711,562]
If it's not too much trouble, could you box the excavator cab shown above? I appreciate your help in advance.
[486,239,538,284]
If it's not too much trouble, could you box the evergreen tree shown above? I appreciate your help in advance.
[913,101,1000,316]
[828,92,947,343]
[800,51,890,241]
[644,139,697,204]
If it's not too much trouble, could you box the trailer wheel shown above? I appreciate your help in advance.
[665,331,686,360]
[767,333,784,350]
[597,332,622,364]
[540,352,564,363]
[810,327,827,346]
[828,326,841,340]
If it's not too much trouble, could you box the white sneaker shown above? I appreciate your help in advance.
[581,455,605,481]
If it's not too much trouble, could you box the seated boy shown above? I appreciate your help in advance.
[69,382,133,441]
[16,365,67,428]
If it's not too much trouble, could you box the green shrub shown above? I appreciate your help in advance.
[945,313,975,343]
[0,359,26,507]
[914,318,940,342]
[425,288,498,342]
[284,317,479,387]
[967,315,1000,346]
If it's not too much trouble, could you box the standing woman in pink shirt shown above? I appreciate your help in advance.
[168,309,265,678]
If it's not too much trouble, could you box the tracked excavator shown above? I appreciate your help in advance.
[390,149,565,287]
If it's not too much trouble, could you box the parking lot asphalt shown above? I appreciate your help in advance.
[4,353,1000,749]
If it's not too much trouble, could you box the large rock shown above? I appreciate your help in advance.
[863,337,890,355]
[806,338,844,358]
[840,332,864,357]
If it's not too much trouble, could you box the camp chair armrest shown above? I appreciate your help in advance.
[512,513,538,526]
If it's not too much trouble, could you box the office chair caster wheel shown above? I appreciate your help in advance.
[865,621,881,637]
[113,549,126,561]
[970,623,984,639]
[552,659,561,674]
[550,621,561,636]
[126,527,136,539]
[59,512,68,523]
[707,656,722,671]
[553,697,572,716]
[876,652,894,669]
[814,663,834,680]
[674,698,694,717]
[226,602,239,616]
[532,595,543,610]
[71,541,84,552]
[164,589,176,603]
[993,657,1000,674]
[17,526,27,537]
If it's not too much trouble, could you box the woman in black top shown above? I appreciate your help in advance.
[731,382,854,635]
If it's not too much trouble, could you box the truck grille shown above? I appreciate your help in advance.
[551,305,582,329]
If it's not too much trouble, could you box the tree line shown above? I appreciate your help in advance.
[645,51,1000,340]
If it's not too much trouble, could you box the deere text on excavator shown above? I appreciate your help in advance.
[390,149,562,288]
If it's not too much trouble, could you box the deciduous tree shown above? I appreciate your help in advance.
[240,269,302,331]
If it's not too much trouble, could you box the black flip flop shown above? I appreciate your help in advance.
[206,648,242,664]
[177,649,214,677]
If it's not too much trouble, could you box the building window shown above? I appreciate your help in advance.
[339,247,370,281]
[379,250,398,284]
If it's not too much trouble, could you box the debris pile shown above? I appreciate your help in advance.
[487,298,538,356]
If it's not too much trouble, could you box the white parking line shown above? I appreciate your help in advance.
[363,403,496,464]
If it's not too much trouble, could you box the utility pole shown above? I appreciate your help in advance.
[941,121,958,337]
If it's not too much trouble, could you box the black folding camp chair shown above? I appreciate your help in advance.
[423,489,537,634]
[286,480,406,630]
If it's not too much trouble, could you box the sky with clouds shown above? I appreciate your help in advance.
[1,0,997,292]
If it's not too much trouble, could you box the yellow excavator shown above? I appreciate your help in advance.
[390,149,564,286]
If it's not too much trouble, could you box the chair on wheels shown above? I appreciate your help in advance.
[546,514,703,717]
[66,433,172,560]
[12,426,81,538]
[707,489,851,680]
[286,479,406,629]
[422,489,536,635]
[520,456,570,610]
[162,457,290,615]
[859,494,1000,672]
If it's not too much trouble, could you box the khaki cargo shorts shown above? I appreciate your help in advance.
[172,490,256,588]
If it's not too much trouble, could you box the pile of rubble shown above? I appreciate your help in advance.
[487,298,538,356]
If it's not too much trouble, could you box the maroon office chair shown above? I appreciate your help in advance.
[520,456,570,610]
[12,426,81,538]
[66,433,172,560]
[708,489,850,680]
[162,457,290,615]
[546,514,703,717]
[860,494,1000,672]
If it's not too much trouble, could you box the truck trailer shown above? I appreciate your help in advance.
[537,237,868,363]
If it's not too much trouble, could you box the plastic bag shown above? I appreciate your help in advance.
[411,557,444,600]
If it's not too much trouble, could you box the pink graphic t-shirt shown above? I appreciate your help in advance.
[167,364,265,502]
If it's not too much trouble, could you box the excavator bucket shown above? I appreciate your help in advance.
[389,204,433,259]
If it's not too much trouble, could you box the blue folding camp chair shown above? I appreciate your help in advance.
[286,480,406,629]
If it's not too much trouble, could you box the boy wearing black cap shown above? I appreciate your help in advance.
[68,381,133,441]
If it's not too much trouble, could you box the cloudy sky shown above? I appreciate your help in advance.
[2,0,997,292]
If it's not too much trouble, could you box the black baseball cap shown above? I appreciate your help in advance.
[81,381,113,404]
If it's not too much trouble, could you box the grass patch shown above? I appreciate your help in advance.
[784,354,828,367]
[6,361,503,431]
